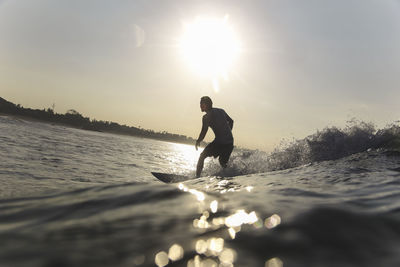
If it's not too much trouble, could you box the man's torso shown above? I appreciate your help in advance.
[203,108,233,144]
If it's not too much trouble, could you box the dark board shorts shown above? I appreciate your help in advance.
[201,142,234,166]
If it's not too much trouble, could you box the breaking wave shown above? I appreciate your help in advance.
[219,120,400,176]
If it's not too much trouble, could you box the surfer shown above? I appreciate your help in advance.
[195,96,234,177]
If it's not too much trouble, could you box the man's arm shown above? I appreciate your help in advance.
[196,116,208,150]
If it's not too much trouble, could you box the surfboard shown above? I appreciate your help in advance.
[151,172,192,183]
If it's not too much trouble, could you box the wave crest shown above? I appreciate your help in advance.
[225,120,400,175]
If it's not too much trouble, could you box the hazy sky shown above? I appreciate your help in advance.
[1,0,400,150]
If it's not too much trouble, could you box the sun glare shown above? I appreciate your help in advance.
[179,15,241,90]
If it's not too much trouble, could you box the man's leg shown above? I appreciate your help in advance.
[218,143,233,168]
[218,156,228,168]
[196,142,216,178]
[196,153,207,178]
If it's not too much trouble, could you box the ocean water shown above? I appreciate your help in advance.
[1,115,400,267]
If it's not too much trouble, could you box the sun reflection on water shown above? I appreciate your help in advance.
[265,214,281,229]
[155,182,283,266]
[245,186,254,192]
[265,257,283,267]
[168,244,184,261]
[225,210,258,227]
[133,255,145,265]
[155,251,169,267]
[169,143,201,172]
[179,183,206,201]
[210,200,218,213]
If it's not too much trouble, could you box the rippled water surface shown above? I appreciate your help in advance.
[1,115,400,267]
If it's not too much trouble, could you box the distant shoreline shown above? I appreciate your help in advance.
[0,113,194,146]
[0,97,202,147]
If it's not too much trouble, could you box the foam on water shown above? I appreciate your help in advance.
[202,119,400,178]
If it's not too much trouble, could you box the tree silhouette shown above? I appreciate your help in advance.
[0,97,199,146]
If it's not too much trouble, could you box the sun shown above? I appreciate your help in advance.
[179,15,241,89]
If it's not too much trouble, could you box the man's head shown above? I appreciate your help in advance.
[200,96,213,112]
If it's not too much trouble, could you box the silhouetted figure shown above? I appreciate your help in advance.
[195,96,234,177]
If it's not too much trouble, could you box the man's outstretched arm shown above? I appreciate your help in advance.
[196,117,208,150]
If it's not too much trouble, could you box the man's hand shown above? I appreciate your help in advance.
[195,140,200,151]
